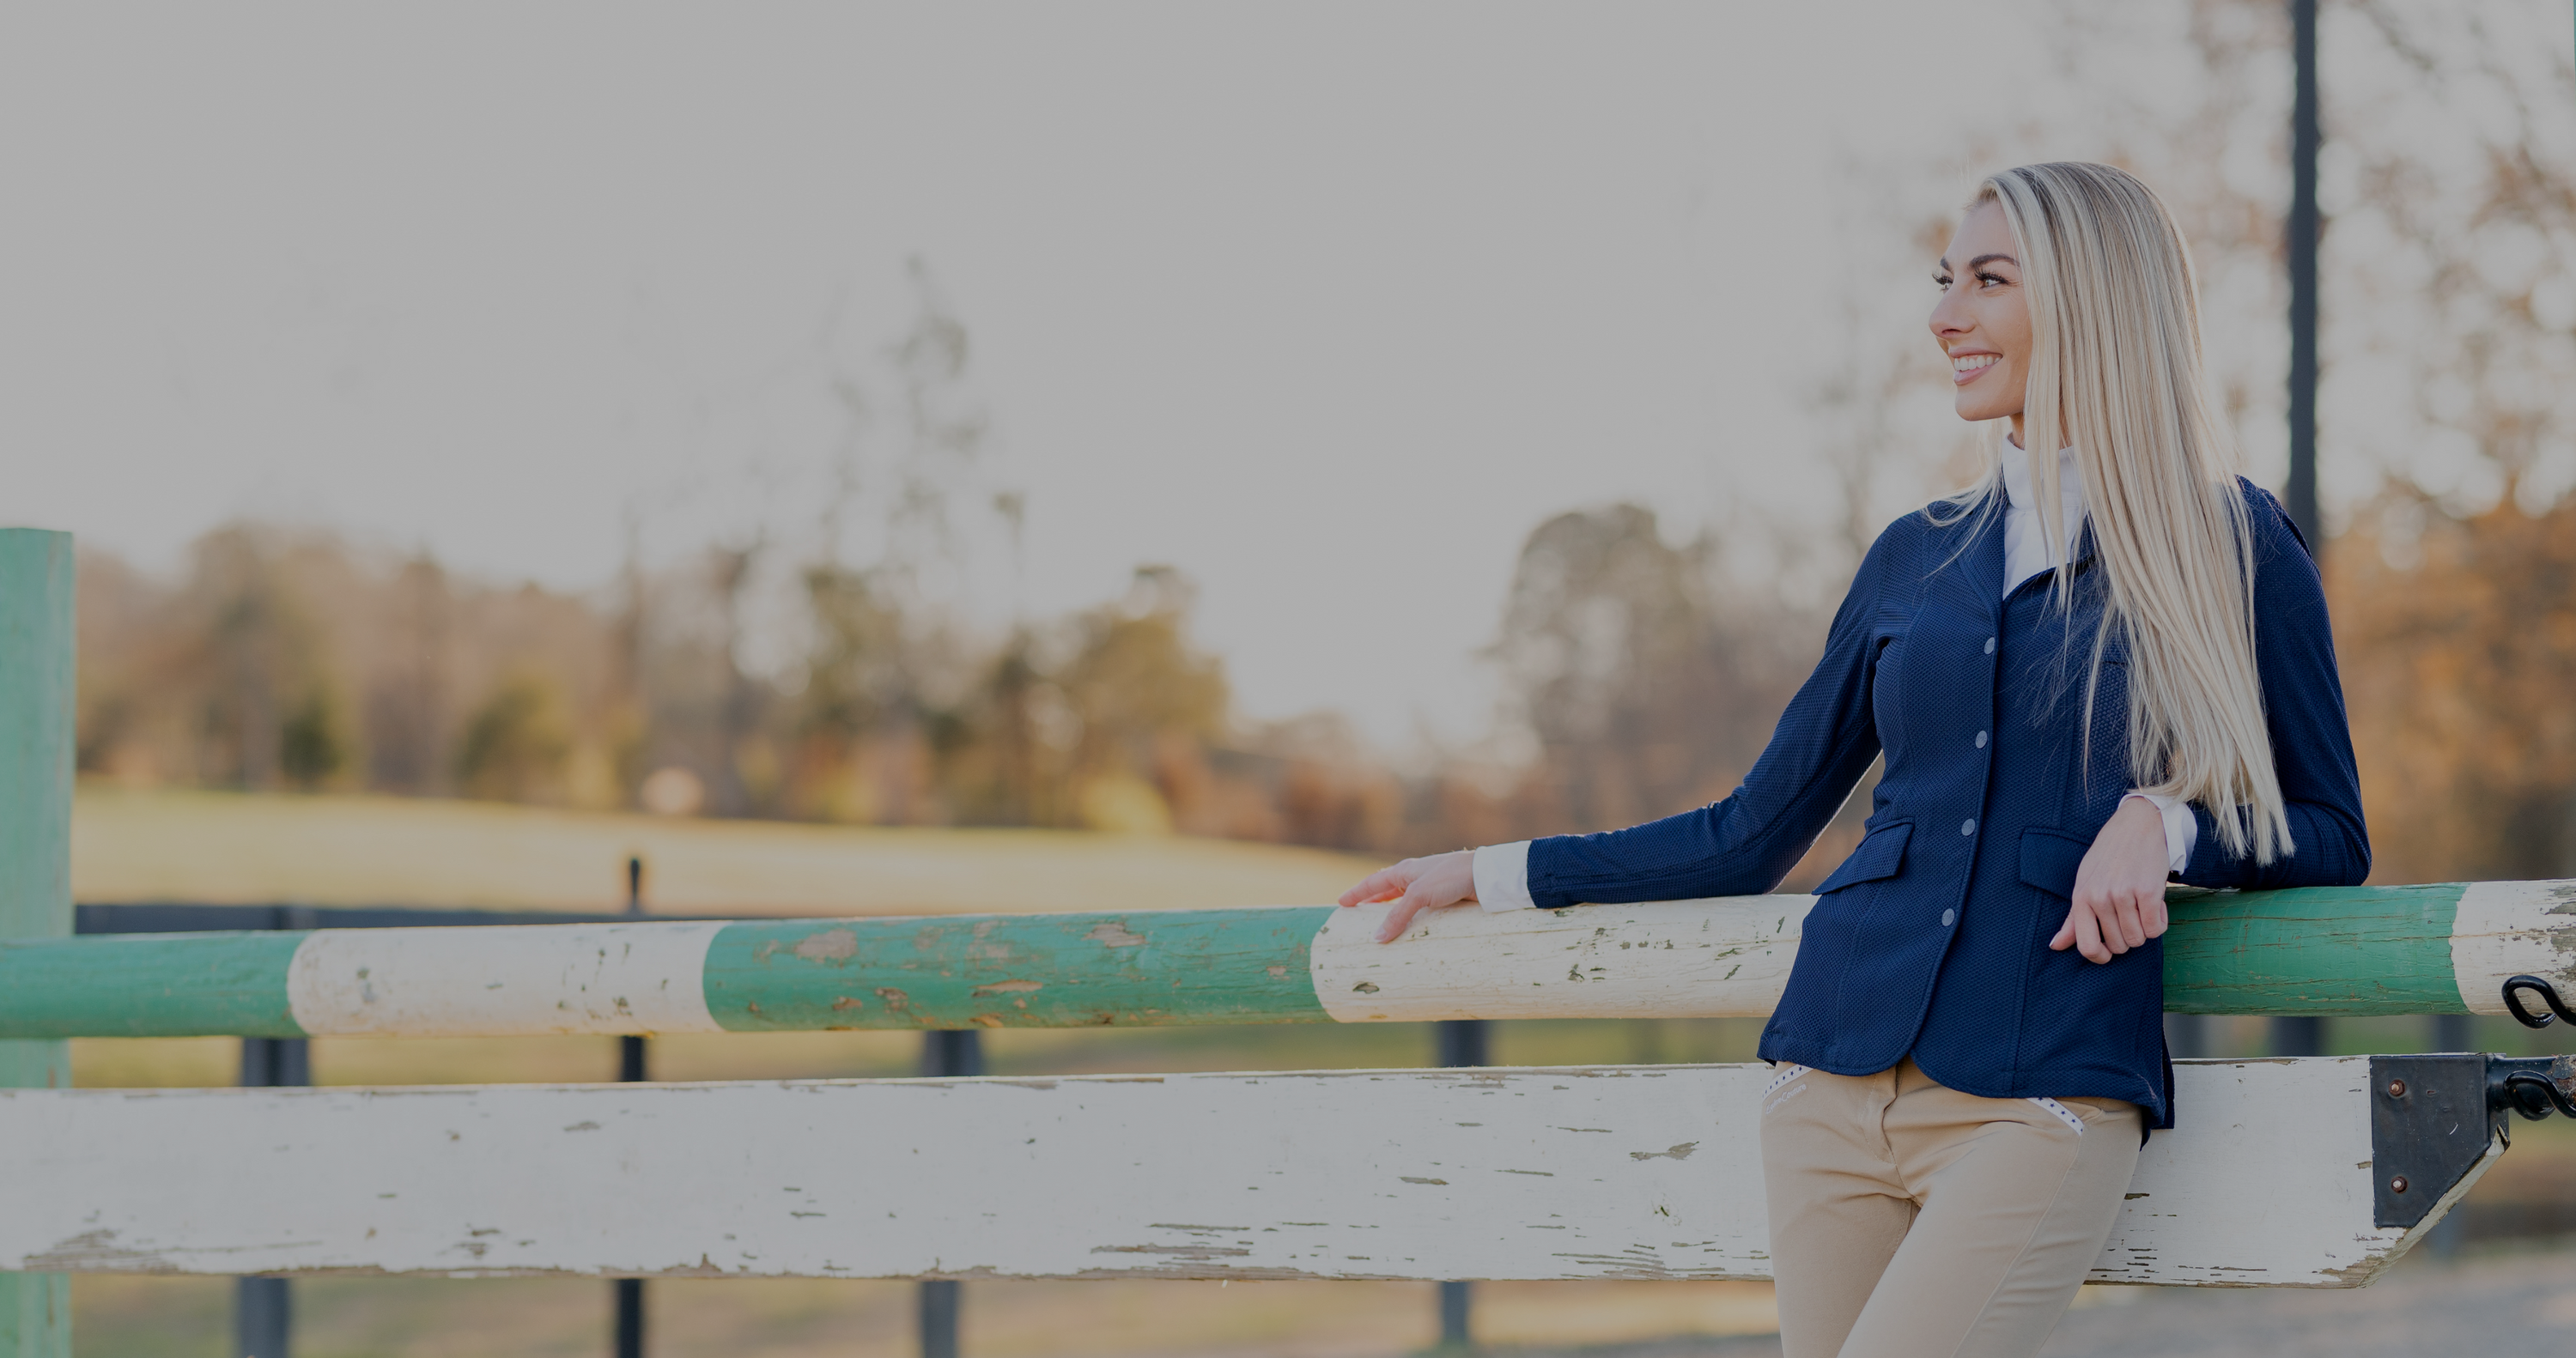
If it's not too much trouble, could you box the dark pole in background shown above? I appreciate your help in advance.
[2285,0,2321,543]
[2273,0,2326,1066]
[616,858,649,1358]
[237,906,314,1358]
[919,1028,983,1358]
[1433,1020,1489,1351]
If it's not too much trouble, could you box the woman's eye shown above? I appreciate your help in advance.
[1976,271,2006,288]
[1934,274,1953,289]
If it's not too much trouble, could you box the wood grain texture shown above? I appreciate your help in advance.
[0,1058,2460,1288]
[2160,883,2467,1015]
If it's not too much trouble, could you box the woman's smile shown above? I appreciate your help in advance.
[1950,351,2000,385]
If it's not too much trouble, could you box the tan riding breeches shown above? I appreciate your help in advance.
[1759,1058,2142,1358]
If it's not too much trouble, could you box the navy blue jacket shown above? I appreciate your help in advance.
[1523,482,2368,1127]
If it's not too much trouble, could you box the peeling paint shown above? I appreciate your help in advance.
[792,930,860,963]
[1084,921,1148,949]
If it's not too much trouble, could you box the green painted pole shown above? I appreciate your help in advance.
[0,530,74,1357]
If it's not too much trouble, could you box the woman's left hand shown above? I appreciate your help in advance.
[2050,796,2172,964]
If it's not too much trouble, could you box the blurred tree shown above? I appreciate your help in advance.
[454,672,574,803]
[364,553,450,796]
[1054,567,1230,834]
[1489,506,1801,835]
[2332,494,2576,882]
[277,686,348,791]
[178,527,341,792]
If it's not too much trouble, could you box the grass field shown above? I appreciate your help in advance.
[70,785,1388,915]
[51,787,2576,1355]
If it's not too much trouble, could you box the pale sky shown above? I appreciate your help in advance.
[5,3,2093,746]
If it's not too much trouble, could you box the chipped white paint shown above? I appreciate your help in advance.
[0,1058,2453,1286]
[2098,1058,2497,1287]
[1313,895,1813,1022]
[2449,879,2576,1014]
[286,923,726,1037]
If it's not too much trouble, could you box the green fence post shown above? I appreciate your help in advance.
[0,529,75,1358]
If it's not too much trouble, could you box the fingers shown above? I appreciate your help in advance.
[2073,901,2110,965]
[1376,894,1428,943]
[1337,864,1410,909]
[2062,888,2172,965]
[2109,891,2147,951]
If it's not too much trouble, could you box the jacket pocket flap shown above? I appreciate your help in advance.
[2018,827,2094,900]
[1814,821,1912,895]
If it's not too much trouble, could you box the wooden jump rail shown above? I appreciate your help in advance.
[4,878,2573,1039]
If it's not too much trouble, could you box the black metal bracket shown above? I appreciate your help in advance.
[2367,1046,2576,1230]
[2370,1054,2496,1229]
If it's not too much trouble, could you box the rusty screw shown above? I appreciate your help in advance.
[2391,1175,2410,1194]
[2387,1078,2409,1099]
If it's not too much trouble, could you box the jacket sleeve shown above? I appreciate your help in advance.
[1524,527,1897,908]
[2176,484,2372,889]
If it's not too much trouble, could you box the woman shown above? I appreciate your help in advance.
[1338,161,2369,1358]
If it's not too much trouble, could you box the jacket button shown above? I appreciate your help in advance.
[1975,731,1988,749]
[1960,819,1977,836]
[1984,636,1997,655]
[1942,909,1957,927]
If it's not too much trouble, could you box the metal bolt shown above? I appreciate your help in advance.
[2387,1079,2408,1099]
[2390,1175,2409,1194]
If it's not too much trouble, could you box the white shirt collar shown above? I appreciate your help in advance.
[2001,438,2083,518]
[2000,438,2087,584]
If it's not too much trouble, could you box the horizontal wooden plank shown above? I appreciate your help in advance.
[3,880,2568,1038]
[0,1058,2481,1288]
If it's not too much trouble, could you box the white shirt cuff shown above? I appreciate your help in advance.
[1472,840,1536,912]
[2125,792,2196,875]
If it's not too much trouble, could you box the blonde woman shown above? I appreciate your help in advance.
[1339,161,2369,1358]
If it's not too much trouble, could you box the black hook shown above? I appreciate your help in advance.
[2500,1070,2576,1121]
[2502,975,2576,1029]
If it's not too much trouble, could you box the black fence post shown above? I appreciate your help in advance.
[920,1029,983,1358]
[2164,1013,2209,1060]
[238,909,312,1358]
[2270,1015,2325,1058]
[1434,1019,1488,1351]
[2271,0,2327,1076]
[616,857,649,1358]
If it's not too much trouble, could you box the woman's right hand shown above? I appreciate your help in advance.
[1337,850,1479,943]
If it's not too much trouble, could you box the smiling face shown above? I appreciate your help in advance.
[1929,199,2032,436]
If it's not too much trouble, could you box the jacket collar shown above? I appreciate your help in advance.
[1927,495,2008,622]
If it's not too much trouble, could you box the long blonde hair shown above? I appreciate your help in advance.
[1949,161,2289,864]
